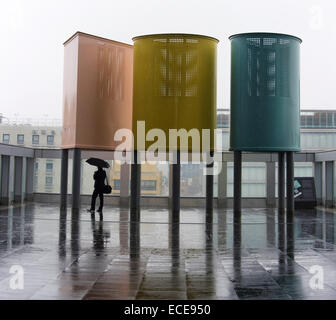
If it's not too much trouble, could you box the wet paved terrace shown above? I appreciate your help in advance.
[0,203,336,300]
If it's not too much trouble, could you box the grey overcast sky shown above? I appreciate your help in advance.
[0,0,335,119]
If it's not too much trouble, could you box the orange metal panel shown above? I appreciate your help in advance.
[62,34,78,148]
[61,32,133,150]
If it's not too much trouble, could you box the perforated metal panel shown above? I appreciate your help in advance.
[229,33,302,152]
[132,34,218,152]
[61,32,133,150]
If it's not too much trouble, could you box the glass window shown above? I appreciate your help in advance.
[139,162,168,196]
[313,112,320,127]
[2,134,10,144]
[47,135,54,145]
[300,115,306,127]
[306,115,313,127]
[141,180,157,191]
[46,163,53,172]
[180,163,205,197]
[320,112,327,127]
[17,134,24,145]
[327,112,335,128]
[45,176,53,186]
[113,179,120,190]
[32,135,39,145]
[227,162,266,197]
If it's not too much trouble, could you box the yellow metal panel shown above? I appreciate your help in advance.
[132,34,218,152]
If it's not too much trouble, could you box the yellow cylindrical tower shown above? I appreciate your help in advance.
[132,33,218,152]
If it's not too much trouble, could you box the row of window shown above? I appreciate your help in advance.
[112,180,157,191]
[217,111,336,128]
[34,162,54,172]
[34,162,53,190]
[2,134,54,145]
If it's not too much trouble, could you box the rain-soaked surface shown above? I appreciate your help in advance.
[0,203,336,300]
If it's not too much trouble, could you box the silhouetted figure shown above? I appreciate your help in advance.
[89,166,106,214]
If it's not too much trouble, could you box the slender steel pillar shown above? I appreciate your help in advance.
[233,151,242,214]
[14,157,23,203]
[171,150,180,223]
[277,206,285,252]
[314,162,323,205]
[120,163,130,208]
[25,158,34,201]
[286,151,294,213]
[60,149,69,210]
[8,156,14,204]
[286,151,295,258]
[72,148,81,212]
[130,150,140,260]
[170,219,180,261]
[286,216,294,259]
[206,151,214,224]
[22,158,27,201]
[0,155,10,205]
[266,208,276,247]
[266,162,276,208]
[58,208,67,259]
[325,161,334,208]
[217,160,227,208]
[233,151,242,254]
[130,150,141,221]
[278,152,285,211]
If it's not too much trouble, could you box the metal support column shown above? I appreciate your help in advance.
[171,150,180,223]
[60,149,68,210]
[8,156,15,204]
[120,163,130,208]
[25,158,34,201]
[0,155,10,205]
[286,151,295,258]
[314,162,323,205]
[286,151,294,213]
[71,148,81,212]
[130,150,141,221]
[278,152,285,211]
[218,160,227,208]
[266,161,276,208]
[206,151,214,224]
[22,157,27,201]
[14,156,23,203]
[233,151,242,214]
[233,151,242,251]
[322,162,326,206]
[325,161,334,208]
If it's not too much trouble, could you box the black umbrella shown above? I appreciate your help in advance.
[86,158,110,168]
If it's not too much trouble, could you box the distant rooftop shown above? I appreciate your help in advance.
[1,107,335,129]
[0,115,62,127]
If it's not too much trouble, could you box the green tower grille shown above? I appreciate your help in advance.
[229,33,302,152]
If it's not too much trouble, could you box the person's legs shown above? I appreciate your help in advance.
[98,192,104,212]
[90,189,98,210]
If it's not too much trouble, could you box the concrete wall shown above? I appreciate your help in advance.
[33,193,267,208]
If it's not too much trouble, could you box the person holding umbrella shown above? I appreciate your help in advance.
[86,158,110,214]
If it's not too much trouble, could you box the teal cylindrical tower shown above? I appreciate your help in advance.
[229,32,302,152]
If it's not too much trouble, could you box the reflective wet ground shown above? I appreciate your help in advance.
[0,203,336,300]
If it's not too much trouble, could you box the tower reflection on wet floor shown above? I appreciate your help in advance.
[0,204,335,300]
